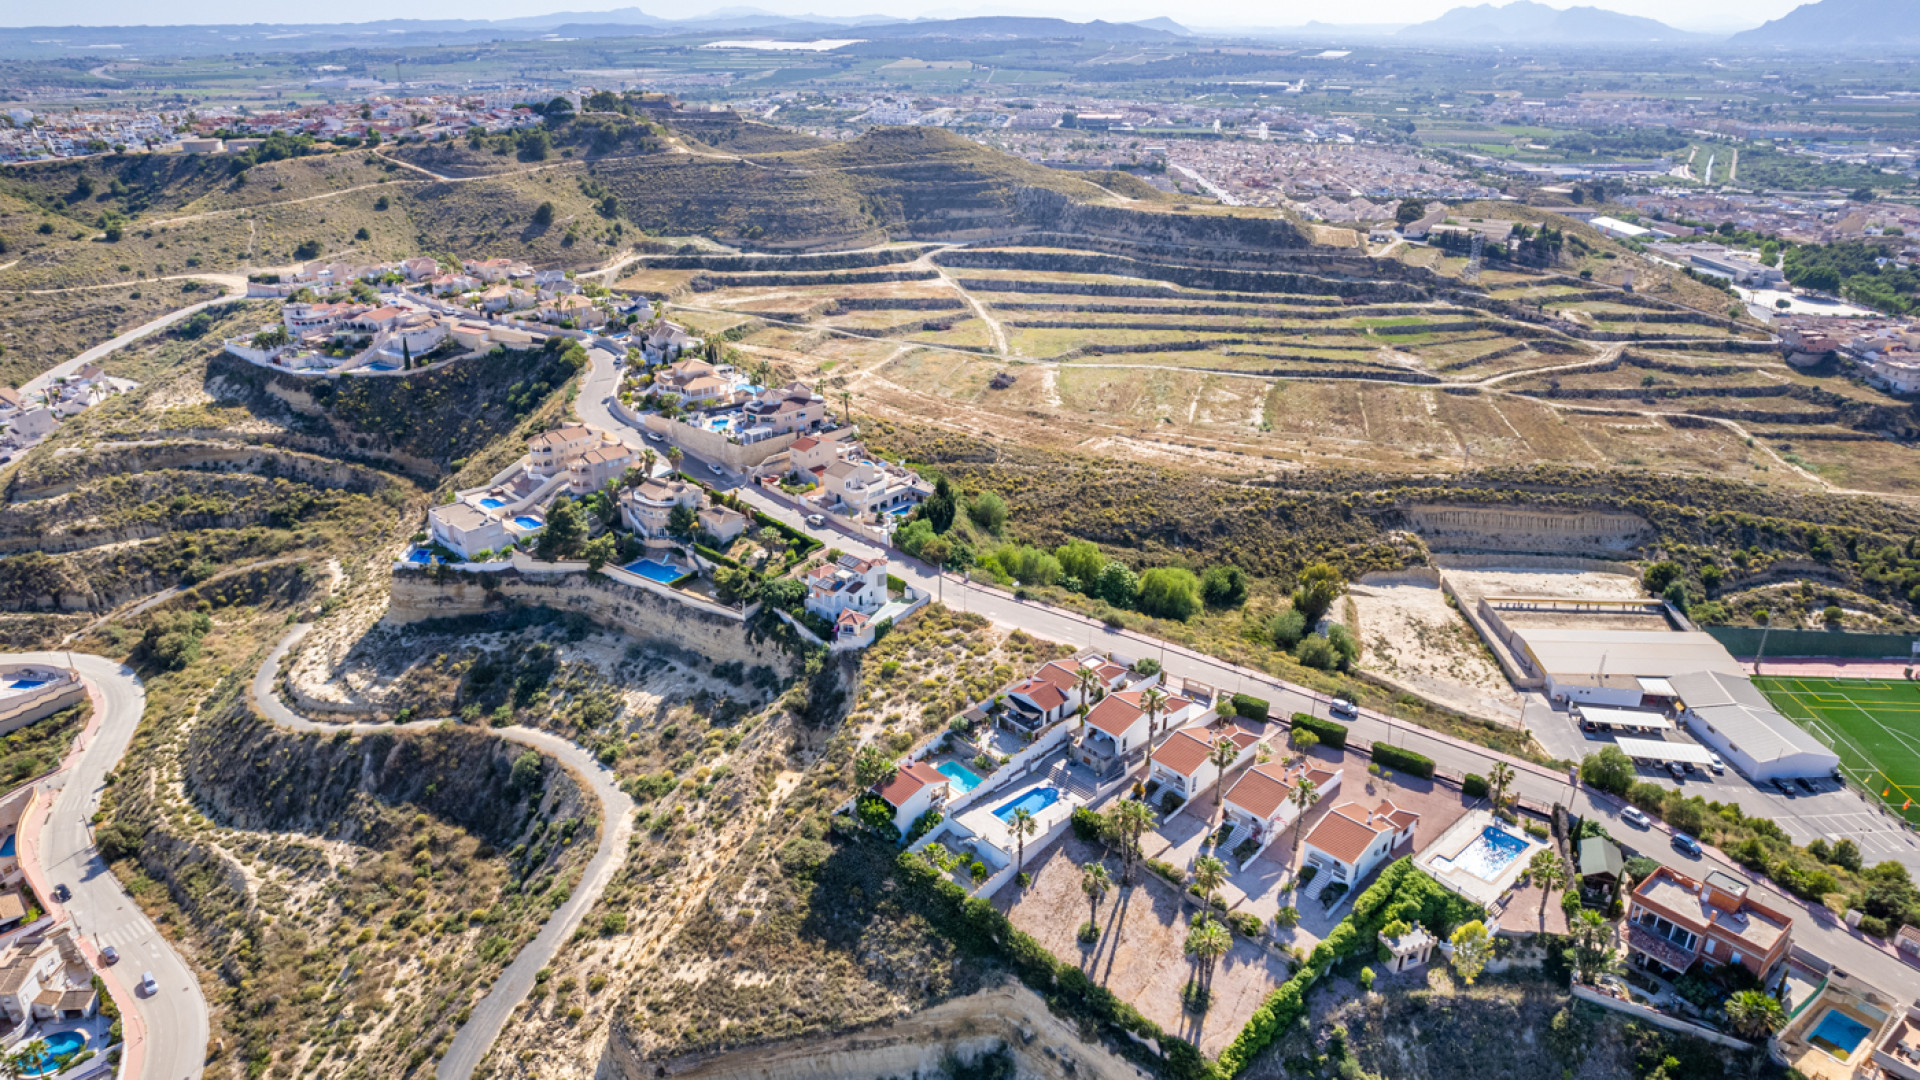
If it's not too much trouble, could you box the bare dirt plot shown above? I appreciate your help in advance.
[1350,577,1524,721]
[1439,566,1646,606]
[1055,365,1207,423]
[1757,432,1920,497]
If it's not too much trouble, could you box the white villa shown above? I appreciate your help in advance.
[819,457,933,519]
[805,554,889,625]
[423,423,633,561]
[1301,800,1421,890]
[0,927,97,1025]
[620,477,703,539]
[1146,717,1271,806]
[1222,760,1341,854]
[871,761,950,836]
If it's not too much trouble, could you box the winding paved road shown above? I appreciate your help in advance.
[21,279,246,400]
[250,625,635,1080]
[6,651,208,1080]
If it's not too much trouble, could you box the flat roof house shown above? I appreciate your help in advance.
[1301,800,1420,889]
[429,502,511,561]
[871,760,949,836]
[1509,627,1746,707]
[1625,865,1792,981]
[619,478,702,539]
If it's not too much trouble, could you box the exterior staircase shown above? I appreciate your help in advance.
[1050,760,1098,803]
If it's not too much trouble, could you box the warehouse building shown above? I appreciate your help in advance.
[1509,626,1747,707]
[1669,670,1841,781]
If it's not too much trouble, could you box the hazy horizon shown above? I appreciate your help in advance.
[0,0,1804,36]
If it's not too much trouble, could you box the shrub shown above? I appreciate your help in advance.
[1462,773,1489,799]
[1860,914,1892,939]
[1360,966,1375,991]
[1290,712,1347,749]
[1525,821,1549,840]
[1147,859,1185,885]
[1201,565,1250,609]
[1227,911,1264,938]
[1268,607,1308,648]
[1369,744,1435,780]
[1580,745,1635,796]
[1274,905,1299,929]
[1071,807,1105,842]
[1160,791,1184,816]
[1078,920,1100,944]
[1232,694,1270,722]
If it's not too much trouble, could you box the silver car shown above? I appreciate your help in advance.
[139,971,158,996]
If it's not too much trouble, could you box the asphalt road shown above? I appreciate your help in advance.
[250,625,635,1080]
[21,280,246,399]
[575,345,1920,995]
[9,651,209,1080]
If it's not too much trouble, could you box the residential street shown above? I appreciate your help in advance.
[576,345,1920,995]
[8,650,208,1080]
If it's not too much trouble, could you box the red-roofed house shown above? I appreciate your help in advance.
[1000,660,1095,733]
[1146,718,1269,804]
[1223,761,1341,851]
[1301,800,1419,888]
[871,760,950,835]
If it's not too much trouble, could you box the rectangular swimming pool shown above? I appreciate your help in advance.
[623,559,684,584]
[1810,1008,1872,1060]
[1443,825,1531,882]
[479,497,507,509]
[993,787,1061,822]
[512,516,544,530]
[936,761,985,794]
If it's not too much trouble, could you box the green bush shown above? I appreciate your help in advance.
[1071,807,1105,843]
[1227,911,1263,938]
[1462,773,1489,799]
[1290,713,1347,750]
[1137,566,1202,621]
[1231,694,1270,722]
[1369,744,1433,781]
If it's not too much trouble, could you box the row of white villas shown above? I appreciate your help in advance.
[428,424,637,559]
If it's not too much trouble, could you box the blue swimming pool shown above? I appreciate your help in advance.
[366,361,399,372]
[993,787,1061,822]
[1444,825,1532,882]
[5,679,47,690]
[0,834,15,858]
[936,761,985,794]
[1810,1008,1873,1060]
[405,548,434,564]
[479,497,506,509]
[887,505,914,517]
[512,516,544,530]
[623,559,684,584]
[16,1030,84,1077]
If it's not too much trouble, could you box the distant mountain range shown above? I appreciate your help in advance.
[1730,0,1920,46]
[1395,1,1705,43]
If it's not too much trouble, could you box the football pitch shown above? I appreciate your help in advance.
[1756,675,1920,823]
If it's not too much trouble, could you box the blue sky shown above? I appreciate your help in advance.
[0,0,1807,34]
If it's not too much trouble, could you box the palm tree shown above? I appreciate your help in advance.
[639,447,657,478]
[1529,848,1570,924]
[1141,686,1170,778]
[1191,854,1228,911]
[1726,989,1787,1040]
[1110,799,1155,884]
[1010,806,1039,881]
[1082,862,1112,924]
[1209,735,1239,825]
[1075,665,1101,732]
[15,1039,49,1077]
[1184,916,1231,999]
[839,389,853,425]
[665,445,684,474]
[1488,761,1515,813]
[1287,777,1320,875]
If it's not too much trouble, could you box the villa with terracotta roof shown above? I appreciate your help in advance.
[1000,659,1100,733]
[871,760,950,835]
[1301,799,1420,888]
[1223,759,1342,852]
[1625,865,1793,981]
[1146,717,1270,805]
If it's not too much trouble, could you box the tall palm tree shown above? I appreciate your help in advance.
[1010,807,1039,881]
[665,445,684,474]
[1184,917,1231,1000]
[1191,854,1228,911]
[1209,735,1240,825]
[1726,989,1787,1039]
[839,389,853,425]
[1529,848,1570,923]
[1287,777,1320,874]
[1489,761,1516,813]
[1082,862,1111,924]
[1141,686,1170,778]
[1111,799,1155,884]
[1075,665,1101,729]
[639,447,657,479]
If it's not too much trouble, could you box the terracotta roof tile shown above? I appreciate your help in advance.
[873,760,945,808]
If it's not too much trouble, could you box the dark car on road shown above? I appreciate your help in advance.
[1672,833,1703,857]
[51,884,69,902]
[1772,779,1796,796]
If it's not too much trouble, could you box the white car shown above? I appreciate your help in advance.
[1328,698,1358,719]
[139,971,158,996]
[646,431,663,442]
[708,463,724,477]
[1708,753,1725,774]
[1621,806,1652,829]
[805,514,826,528]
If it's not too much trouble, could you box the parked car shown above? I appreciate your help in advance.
[1579,719,1597,733]
[99,946,118,965]
[646,431,663,442]
[1666,761,1686,780]
[51,884,69,902]
[708,463,724,477]
[1622,806,1652,829]
[1772,779,1796,796]
[1681,761,1697,775]
[139,971,158,996]
[1328,699,1358,719]
[1672,833,1703,857]
[1708,753,1725,775]
[805,514,825,528]
[1797,777,1818,793]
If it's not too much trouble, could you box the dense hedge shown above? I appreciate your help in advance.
[1462,773,1489,799]
[1231,694,1269,722]
[695,544,741,569]
[1215,858,1482,1076]
[1368,743,1435,780]
[896,850,1214,1080]
[1289,713,1347,750]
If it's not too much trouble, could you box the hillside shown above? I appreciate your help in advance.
[1396,1,1706,42]
[1730,0,1920,46]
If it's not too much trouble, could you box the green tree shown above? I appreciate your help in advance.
[1200,565,1249,609]
[1082,862,1111,924]
[1209,736,1239,823]
[1641,560,1683,594]
[1396,198,1428,225]
[1109,799,1154,884]
[1269,607,1307,648]
[1489,761,1515,812]
[967,491,1008,532]
[1289,728,1319,756]
[510,750,543,791]
[536,497,588,561]
[922,475,957,532]
[1567,908,1617,983]
[1137,567,1202,621]
[533,201,556,228]
[1726,990,1786,1038]
[667,503,698,540]
[1010,807,1038,881]
[1450,920,1492,985]
[1141,686,1171,777]
[712,564,758,605]
[1096,561,1139,609]
[1580,745,1635,796]
[582,534,615,571]
[1056,540,1105,589]
[1529,848,1569,923]
[1291,563,1345,624]
[854,744,897,791]
[1184,917,1231,998]
[1192,854,1228,909]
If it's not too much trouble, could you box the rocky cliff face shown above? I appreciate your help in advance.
[386,568,792,672]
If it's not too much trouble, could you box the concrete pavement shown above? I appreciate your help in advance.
[573,344,1920,996]
[7,651,208,1080]
[250,625,635,1080]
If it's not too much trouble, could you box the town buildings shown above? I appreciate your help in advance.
[1625,865,1793,982]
